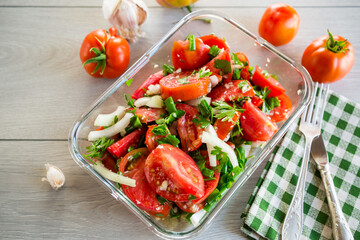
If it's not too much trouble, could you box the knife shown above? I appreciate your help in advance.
[311,134,354,240]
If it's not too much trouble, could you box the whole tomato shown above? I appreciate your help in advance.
[156,0,198,8]
[80,27,130,79]
[302,31,355,83]
[258,3,300,46]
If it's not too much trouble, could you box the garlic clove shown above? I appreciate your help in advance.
[41,163,65,190]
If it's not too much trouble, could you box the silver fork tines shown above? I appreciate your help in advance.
[282,82,329,240]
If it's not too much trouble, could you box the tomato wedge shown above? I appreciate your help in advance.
[240,66,251,80]
[132,71,163,99]
[214,111,241,140]
[268,93,292,122]
[207,80,255,102]
[240,101,278,141]
[119,148,171,218]
[134,108,165,124]
[200,34,230,51]
[144,144,205,202]
[160,71,209,102]
[204,49,233,83]
[175,199,205,213]
[252,66,286,97]
[176,104,204,152]
[251,96,264,107]
[107,126,147,158]
[145,125,169,152]
[101,151,117,172]
[233,52,249,65]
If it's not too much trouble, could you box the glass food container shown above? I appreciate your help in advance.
[69,10,312,239]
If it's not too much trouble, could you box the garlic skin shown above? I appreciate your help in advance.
[103,0,148,42]
[41,163,65,190]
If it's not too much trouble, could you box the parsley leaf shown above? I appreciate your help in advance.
[125,94,135,108]
[213,101,244,123]
[192,99,213,128]
[198,68,212,78]
[83,137,114,163]
[214,59,232,74]
[151,124,169,136]
[178,77,190,84]
[237,80,251,93]
[188,194,197,200]
[156,134,180,147]
[231,53,248,68]
[162,64,174,76]
[209,45,220,59]
[125,115,142,133]
[125,78,134,87]
[192,115,211,128]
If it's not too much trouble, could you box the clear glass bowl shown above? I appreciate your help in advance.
[68,10,312,239]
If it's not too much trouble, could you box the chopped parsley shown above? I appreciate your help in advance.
[232,68,240,80]
[125,115,142,133]
[151,124,169,136]
[237,80,251,93]
[188,194,197,201]
[209,45,220,59]
[214,59,232,74]
[162,64,174,76]
[231,53,248,69]
[83,137,114,164]
[124,94,135,108]
[178,77,190,84]
[125,78,134,87]
[213,101,244,123]
[188,35,196,51]
[156,134,180,147]
[198,68,212,78]
[253,86,280,113]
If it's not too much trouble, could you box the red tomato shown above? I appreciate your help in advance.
[131,71,163,99]
[301,31,355,83]
[251,96,264,107]
[200,34,230,51]
[144,144,205,202]
[171,37,210,70]
[240,101,278,141]
[175,199,205,213]
[252,66,286,97]
[207,80,255,102]
[240,67,251,80]
[176,104,204,152]
[134,108,165,124]
[160,71,209,101]
[258,3,300,46]
[100,151,117,172]
[107,126,147,158]
[234,52,249,65]
[214,111,241,140]
[145,125,169,152]
[204,49,233,83]
[268,93,292,122]
[80,27,130,78]
[119,148,171,217]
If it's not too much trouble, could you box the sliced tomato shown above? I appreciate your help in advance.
[160,71,209,102]
[204,49,233,83]
[171,37,210,70]
[268,93,292,122]
[176,104,204,152]
[144,144,205,202]
[175,200,205,213]
[200,34,230,51]
[252,66,286,97]
[119,148,171,218]
[207,80,255,102]
[100,151,117,172]
[134,108,165,123]
[240,101,278,141]
[107,126,147,158]
[240,66,251,80]
[214,111,241,140]
[234,52,249,65]
[251,96,264,107]
[131,71,163,99]
[145,125,169,152]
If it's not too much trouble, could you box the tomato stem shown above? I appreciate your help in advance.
[326,30,348,54]
[83,36,107,75]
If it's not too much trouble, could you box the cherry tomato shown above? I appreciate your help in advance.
[107,126,147,158]
[160,71,209,102]
[132,71,164,99]
[301,31,355,83]
[214,111,241,140]
[176,104,204,152]
[251,96,264,107]
[240,101,278,141]
[240,67,251,80]
[207,80,255,102]
[200,34,230,51]
[258,3,300,46]
[204,49,233,83]
[268,93,292,122]
[134,108,165,124]
[252,66,286,97]
[80,27,130,79]
[144,144,205,202]
[145,125,169,152]
[119,148,171,217]
[234,52,249,65]
[171,37,210,70]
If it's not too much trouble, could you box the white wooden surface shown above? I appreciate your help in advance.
[0,1,359,239]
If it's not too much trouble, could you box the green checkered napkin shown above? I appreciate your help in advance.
[241,90,360,240]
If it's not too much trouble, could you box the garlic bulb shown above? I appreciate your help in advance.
[103,0,148,42]
[41,163,65,190]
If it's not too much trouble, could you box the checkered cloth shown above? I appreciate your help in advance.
[241,90,360,240]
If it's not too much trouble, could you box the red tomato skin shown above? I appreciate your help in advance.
[258,3,300,46]
[119,148,171,217]
[204,49,233,83]
[107,126,147,158]
[176,104,204,152]
[145,125,169,152]
[268,93,292,122]
[214,112,241,141]
[240,67,251,80]
[207,80,255,102]
[144,144,205,202]
[175,200,205,213]
[251,96,264,107]
[301,35,355,83]
[132,71,164,99]
[172,37,210,70]
[234,52,249,64]
[240,101,278,141]
[200,35,230,51]
[134,108,165,124]
[252,66,286,97]
[101,151,117,172]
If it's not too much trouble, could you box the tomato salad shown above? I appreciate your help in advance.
[84,34,292,225]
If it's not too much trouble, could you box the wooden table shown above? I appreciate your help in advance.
[1,0,359,239]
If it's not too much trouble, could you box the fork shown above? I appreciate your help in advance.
[281,81,324,240]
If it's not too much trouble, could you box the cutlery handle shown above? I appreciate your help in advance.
[282,140,311,240]
[318,164,354,240]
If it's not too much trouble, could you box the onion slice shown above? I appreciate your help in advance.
[202,131,239,167]
[134,95,164,108]
[190,209,207,226]
[185,96,211,108]
[94,106,126,127]
[93,161,136,187]
[88,113,133,141]
[205,125,218,167]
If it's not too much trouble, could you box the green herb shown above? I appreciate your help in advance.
[156,109,185,126]
[155,213,164,217]
[156,134,180,147]
[198,68,212,78]
[125,78,134,87]
[178,77,190,84]
[188,35,196,51]
[83,137,114,163]
[231,53,248,68]
[202,168,215,178]
[193,99,213,128]
[125,115,142,133]
[235,146,247,169]
[137,134,146,148]
[128,146,136,152]
[170,207,184,218]
[266,97,280,110]
[213,101,244,123]
[157,195,171,206]
[131,152,142,160]
[271,74,278,81]
[113,115,119,124]
[214,59,232,74]
[238,80,251,93]
[262,69,270,79]
[125,94,135,108]
[192,115,212,128]
[253,86,280,113]
[162,64,174,76]
[164,97,177,114]
[188,194,197,201]
[190,150,205,162]
[232,68,240,80]
[209,45,220,59]
[151,124,169,136]
[186,213,194,224]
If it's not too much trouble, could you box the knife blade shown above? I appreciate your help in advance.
[310,134,328,165]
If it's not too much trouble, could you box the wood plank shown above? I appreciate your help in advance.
[0,141,267,239]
